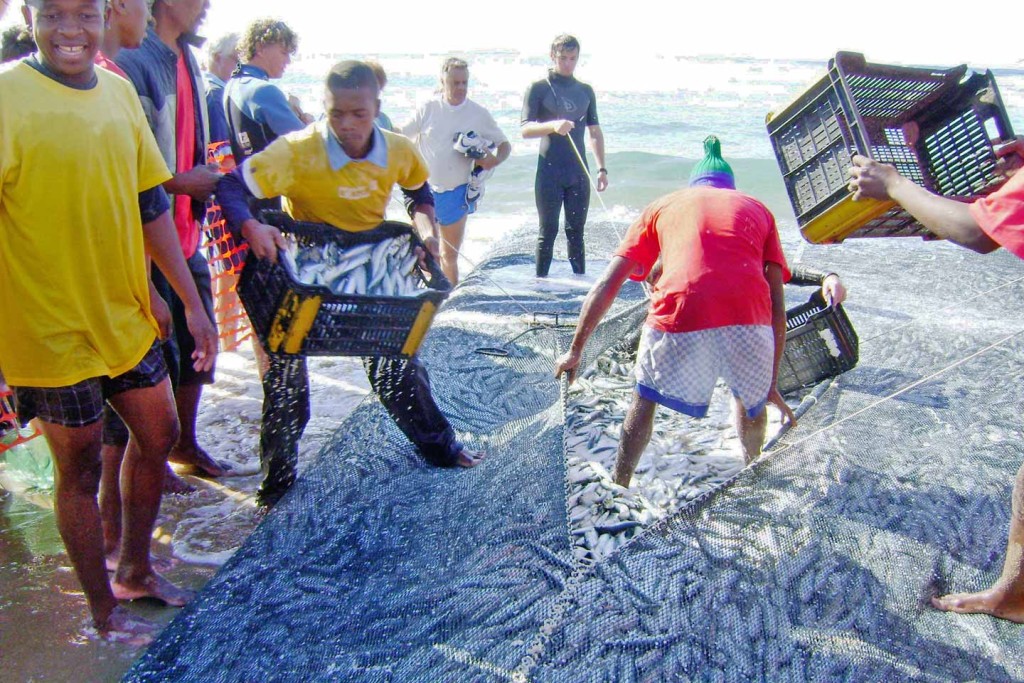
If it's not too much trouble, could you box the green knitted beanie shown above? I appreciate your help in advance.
[688,135,736,189]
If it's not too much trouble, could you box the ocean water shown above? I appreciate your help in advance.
[280,51,1024,230]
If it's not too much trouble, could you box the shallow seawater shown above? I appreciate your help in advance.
[0,350,369,681]
[0,491,216,682]
[0,467,288,681]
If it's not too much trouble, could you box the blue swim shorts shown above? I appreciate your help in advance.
[432,184,477,226]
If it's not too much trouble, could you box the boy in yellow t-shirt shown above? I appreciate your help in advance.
[0,0,217,640]
[217,61,483,512]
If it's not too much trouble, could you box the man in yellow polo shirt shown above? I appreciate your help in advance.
[217,60,483,512]
[0,0,217,639]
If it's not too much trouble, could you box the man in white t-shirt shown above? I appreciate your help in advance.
[402,57,511,285]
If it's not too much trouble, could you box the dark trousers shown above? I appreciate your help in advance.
[256,352,461,507]
[152,249,218,387]
[102,250,216,446]
[535,161,591,277]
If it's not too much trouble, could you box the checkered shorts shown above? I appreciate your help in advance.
[634,324,774,418]
[12,341,169,428]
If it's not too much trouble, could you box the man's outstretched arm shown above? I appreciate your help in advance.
[554,256,638,383]
[848,155,998,253]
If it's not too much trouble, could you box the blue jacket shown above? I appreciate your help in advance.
[116,28,210,226]
[223,64,304,162]
[205,71,230,145]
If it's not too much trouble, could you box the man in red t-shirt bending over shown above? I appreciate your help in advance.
[556,136,796,487]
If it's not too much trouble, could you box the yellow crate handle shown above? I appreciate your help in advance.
[400,301,437,356]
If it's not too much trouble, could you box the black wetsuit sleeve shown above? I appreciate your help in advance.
[521,82,542,125]
[788,265,834,287]
[138,185,171,224]
[584,84,599,126]
[217,169,256,240]
[401,182,435,219]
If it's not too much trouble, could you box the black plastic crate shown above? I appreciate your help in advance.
[766,52,1015,244]
[238,212,451,357]
[777,291,859,395]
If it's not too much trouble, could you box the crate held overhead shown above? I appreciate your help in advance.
[766,52,1015,244]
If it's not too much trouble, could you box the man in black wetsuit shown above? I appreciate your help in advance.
[521,34,608,277]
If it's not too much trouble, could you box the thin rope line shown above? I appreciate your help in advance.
[770,329,1024,454]
[565,132,654,299]
[567,134,613,226]
[439,236,545,320]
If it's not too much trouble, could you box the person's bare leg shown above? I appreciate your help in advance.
[99,442,125,571]
[166,383,231,477]
[439,215,468,287]
[108,380,193,606]
[102,443,185,571]
[39,420,156,636]
[734,397,767,465]
[613,393,657,488]
[252,337,270,381]
[932,461,1024,623]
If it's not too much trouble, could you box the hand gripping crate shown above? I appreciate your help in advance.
[766,52,1016,244]
[777,291,859,395]
[237,212,452,357]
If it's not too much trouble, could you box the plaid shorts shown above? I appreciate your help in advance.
[635,324,774,419]
[12,341,169,429]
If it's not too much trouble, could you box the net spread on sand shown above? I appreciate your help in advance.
[126,223,1024,682]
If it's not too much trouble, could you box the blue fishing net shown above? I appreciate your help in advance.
[126,223,1024,681]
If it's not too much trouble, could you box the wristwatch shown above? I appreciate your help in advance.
[598,168,608,175]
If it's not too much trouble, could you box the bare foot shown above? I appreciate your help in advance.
[456,449,485,468]
[94,605,160,646]
[112,572,195,607]
[254,503,271,523]
[168,443,235,478]
[931,587,1024,623]
[163,467,196,495]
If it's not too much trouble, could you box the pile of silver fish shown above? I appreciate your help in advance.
[564,343,790,564]
[280,233,427,297]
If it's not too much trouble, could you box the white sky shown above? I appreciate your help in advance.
[2,0,1020,67]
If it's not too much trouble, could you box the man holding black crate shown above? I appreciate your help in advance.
[218,60,484,513]
[219,17,310,507]
[849,148,1024,623]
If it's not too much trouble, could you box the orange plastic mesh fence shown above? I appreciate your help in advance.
[205,142,252,352]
